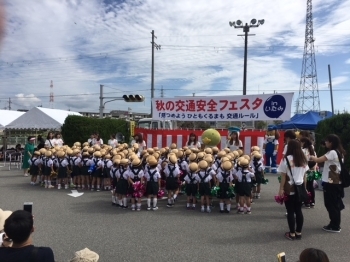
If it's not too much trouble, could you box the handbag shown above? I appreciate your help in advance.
[285,157,308,203]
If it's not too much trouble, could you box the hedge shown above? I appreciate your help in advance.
[61,116,129,146]
[314,113,350,168]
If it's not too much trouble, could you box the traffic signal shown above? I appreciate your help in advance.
[130,121,135,136]
[123,95,145,102]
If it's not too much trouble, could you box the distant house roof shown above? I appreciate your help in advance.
[5,107,81,130]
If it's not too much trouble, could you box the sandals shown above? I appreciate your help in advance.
[284,232,295,240]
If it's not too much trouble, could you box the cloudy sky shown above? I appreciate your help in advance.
[0,0,349,116]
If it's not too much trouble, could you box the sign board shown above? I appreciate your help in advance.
[152,93,293,121]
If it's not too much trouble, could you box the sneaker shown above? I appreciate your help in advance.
[91,188,94,192]
[96,188,101,192]
[238,210,244,215]
[123,206,128,209]
[201,207,205,213]
[186,206,191,210]
[304,204,310,209]
[152,206,158,211]
[48,185,54,189]
[246,210,251,215]
[137,208,141,211]
[24,173,29,177]
[322,225,341,233]
[65,185,68,189]
[225,209,230,214]
[147,207,151,211]
[192,206,196,210]
[131,207,135,211]
[207,208,211,213]
[284,232,295,240]
[257,195,261,199]
[167,203,172,208]
[311,203,315,208]
[57,185,61,190]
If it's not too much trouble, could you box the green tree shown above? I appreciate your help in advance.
[315,113,350,168]
[255,121,267,130]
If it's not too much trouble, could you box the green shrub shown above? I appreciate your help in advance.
[315,113,350,168]
[61,116,129,146]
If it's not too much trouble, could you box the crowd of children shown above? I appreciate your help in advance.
[26,141,267,214]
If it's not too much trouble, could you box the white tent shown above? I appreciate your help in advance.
[0,110,25,128]
[5,107,82,130]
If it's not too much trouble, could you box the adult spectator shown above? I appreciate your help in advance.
[94,134,103,146]
[310,134,345,233]
[0,210,55,261]
[70,248,99,262]
[0,208,13,248]
[186,133,201,149]
[88,133,96,146]
[54,133,64,147]
[134,133,146,153]
[36,135,45,150]
[22,136,35,177]
[278,139,308,240]
[108,134,118,149]
[282,130,297,159]
[44,132,55,149]
[299,248,330,262]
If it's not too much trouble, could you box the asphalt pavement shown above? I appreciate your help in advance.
[0,166,349,262]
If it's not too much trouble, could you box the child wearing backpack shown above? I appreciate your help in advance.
[184,162,199,210]
[90,151,103,192]
[55,151,69,189]
[251,153,264,199]
[80,152,91,190]
[128,158,144,211]
[116,159,130,209]
[164,154,181,208]
[216,160,234,213]
[43,150,54,189]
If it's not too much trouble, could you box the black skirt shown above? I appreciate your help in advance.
[103,168,111,178]
[218,183,230,199]
[30,165,39,176]
[81,166,90,176]
[57,167,67,179]
[72,166,80,177]
[237,182,252,197]
[44,166,51,177]
[199,182,211,196]
[166,177,178,191]
[116,179,129,195]
[92,168,103,178]
[255,171,263,185]
[185,183,198,196]
[146,181,159,196]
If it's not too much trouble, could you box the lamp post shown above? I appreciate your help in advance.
[229,19,264,95]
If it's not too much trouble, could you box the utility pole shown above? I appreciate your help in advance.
[8,97,11,110]
[99,84,104,118]
[151,30,161,117]
[328,64,334,115]
[229,19,264,95]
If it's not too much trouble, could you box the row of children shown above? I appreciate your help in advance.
[26,141,266,214]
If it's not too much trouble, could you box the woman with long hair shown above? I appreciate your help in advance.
[278,139,308,240]
[134,133,147,154]
[310,134,345,233]
[44,132,55,149]
[226,131,243,151]
[186,133,201,149]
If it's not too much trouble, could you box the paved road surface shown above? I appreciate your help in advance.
[0,167,349,262]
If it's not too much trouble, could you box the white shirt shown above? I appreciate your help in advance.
[278,155,309,188]
[136,141,147,154]
[28,157,42,166]
[44,158,53,167]
[226,140,243,151]
[250,159,264,172]
[103,159,113,169]
[45,139,55,148]
[95,139,103,146]
[54,138,64,147]
[186,141,201,149]
[235,170,255,183]
[323,150,341,183]
[91,158,103,168]
[197,170,213,183]
[88,138,95,146]
[116,167,130,179]
[178,160,189,173]
[184,172,199,184]
[71,156,81,166]
[108,139,118,148]
[110,166,119,178]
[81,158,92,167]
[129,167,144,180]
[164,164,181,178]
[282,144,288,156]
[216,168,234,183]
[55,158,69,167]
[144,168,161,182]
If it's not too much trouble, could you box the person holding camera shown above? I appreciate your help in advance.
[0,210,55,261]
[309,134,345,233]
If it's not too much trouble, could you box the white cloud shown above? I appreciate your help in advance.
[13,93,41,108]
[0,0,349,114]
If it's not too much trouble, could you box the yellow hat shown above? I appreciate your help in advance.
[171,149,178,154]
[73,149,80,155]
[57,150,65,158]
[251,146,260,152]
[204,154,213,164]
[222,161,233,171]
[221,156,229,163]
[94,151,101,158]
[39,148,46,155]
[189,162,199,172]
[104,154,111,159]
[74,142,81,147]
[87,148,94,154]
[45,151,52,157]
[254,153,262,159]
[176,150,184,158]
[170,143,177,149]
[189,153,197,162]
[185,149,192,156]
[191,148,199,153]
[160,148,166,155]
[237,149,243,156]
[147,148,154,155]
[198,160,208,170]
[239,158,249,167]
[217,150,226,158]
[33,151,40,156]
[147,156,158,166]
[212,146,219,153]
[93,145,101,151]
[153,152,160,160]
[120,158,129,166]
[82,142,89,147]
[224,148,231,154]
[113,158,121,165]
[183,146,189,150]
[153,147,159,151]
[83,152,89,157]
[204,148,213,155]
[242,154,251,161]
[131,158,142,167]
[197,152,205,160]
[169,154,178,164]
[232,151,239,158]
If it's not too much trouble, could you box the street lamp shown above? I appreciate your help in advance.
[229,19,264,95]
